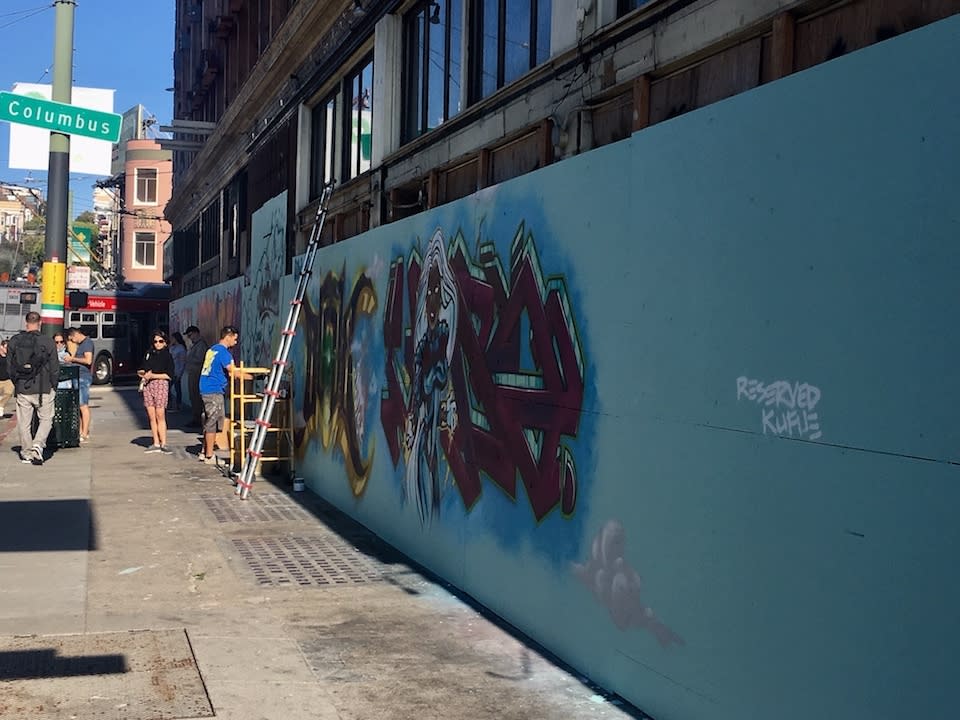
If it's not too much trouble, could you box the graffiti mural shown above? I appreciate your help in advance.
[574,520,683,647]
[242,191,287,367]
[295,264,379,496]
[736,375,823,440]
[397,229,460,523]
[381,223,585,525]
[170,276,243,348]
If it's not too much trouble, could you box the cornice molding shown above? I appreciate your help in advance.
[166,0,349,226]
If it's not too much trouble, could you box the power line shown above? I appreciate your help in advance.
[0,4,50,30]
[0,4,51,20]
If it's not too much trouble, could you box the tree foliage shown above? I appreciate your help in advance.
[0,212,106,279]
[22,233,44,267]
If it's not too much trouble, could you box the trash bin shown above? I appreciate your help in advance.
[29,366,80,449]
[51,365,81,448]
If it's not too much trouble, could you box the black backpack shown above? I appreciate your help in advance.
[10,332,48,384]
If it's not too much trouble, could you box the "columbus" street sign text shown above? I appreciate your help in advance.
[0,91,121,142]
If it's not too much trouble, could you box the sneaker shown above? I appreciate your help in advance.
[198,454,217,465]
[144,445,162,453]
[159,446,173,455]
[79,435,89,444]
[20,455,33,464]
[30,445,43,466]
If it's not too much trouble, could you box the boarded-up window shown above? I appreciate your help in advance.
[490,130,541,185]
[591,91,633,148]
[440,157,479,205]
[650,39,761,124]
[794,0,959,73]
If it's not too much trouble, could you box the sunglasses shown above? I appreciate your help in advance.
[55,340,65,344]
[153,339,166,344]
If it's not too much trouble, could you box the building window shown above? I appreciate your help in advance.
[200,198,221,263]
[309,92,338,199]
[343,57,374,181]
[134,168,158,205]
[133,232,156,268]
[470,0,551,102]
[618,0,657,18]
[304,52,376,189]
[403,0,463,142]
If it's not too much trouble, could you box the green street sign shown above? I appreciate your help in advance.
[0,91,121,142]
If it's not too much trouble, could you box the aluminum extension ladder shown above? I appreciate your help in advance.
[235,183,334,499]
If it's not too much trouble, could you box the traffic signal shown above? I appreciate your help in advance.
[68,290,88,309]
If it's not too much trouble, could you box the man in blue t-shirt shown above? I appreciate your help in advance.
[197,325,247,464]
[64,326,95,442]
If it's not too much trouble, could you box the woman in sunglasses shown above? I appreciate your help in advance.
[138,330,176,454]
[53,334,72,390]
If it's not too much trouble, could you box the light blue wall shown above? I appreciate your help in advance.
[284,17,960,720]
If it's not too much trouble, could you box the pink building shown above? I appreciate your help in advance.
[120,139,172,283]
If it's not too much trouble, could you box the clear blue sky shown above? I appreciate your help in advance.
[0,1,175,217]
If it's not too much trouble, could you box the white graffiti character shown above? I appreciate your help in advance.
[405,228,459,524]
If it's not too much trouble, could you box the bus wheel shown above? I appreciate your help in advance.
[93,354,113,385]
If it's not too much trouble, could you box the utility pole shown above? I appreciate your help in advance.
[40,0,76,337]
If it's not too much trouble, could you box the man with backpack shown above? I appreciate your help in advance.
[7,311,60,465]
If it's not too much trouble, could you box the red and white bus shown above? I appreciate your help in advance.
[0,282,170,384]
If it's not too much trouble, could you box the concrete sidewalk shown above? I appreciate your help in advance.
[0,385,642,720]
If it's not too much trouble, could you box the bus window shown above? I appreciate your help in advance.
[68,311,99,339]
[102,321,128,339]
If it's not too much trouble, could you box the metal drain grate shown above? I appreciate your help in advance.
[231,535,384,586]
[201,493,313,523]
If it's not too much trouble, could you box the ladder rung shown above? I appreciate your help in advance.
[235,181,332,498]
